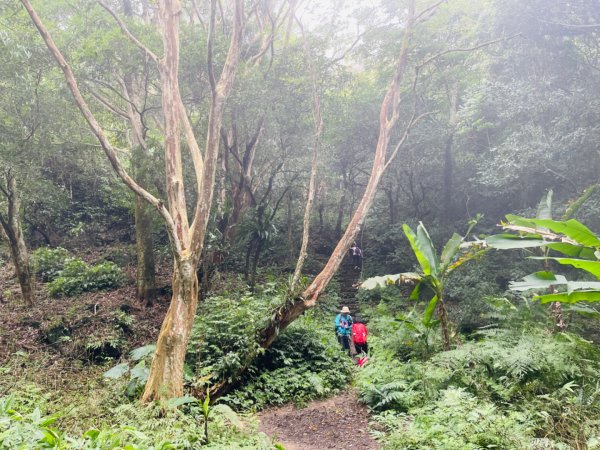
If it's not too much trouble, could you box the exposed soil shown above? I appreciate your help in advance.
[259,391,380,450]
[0,259,170,366]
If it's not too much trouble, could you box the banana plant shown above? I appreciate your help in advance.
[361,218,485,350]
[487,213,600,305]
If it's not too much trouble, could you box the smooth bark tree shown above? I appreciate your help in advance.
[0,170,35,307]
[291,18,323,292]
[209,0,430,399]
[21,0,244,401]
[259,0,421,348]
[123,7,157,307]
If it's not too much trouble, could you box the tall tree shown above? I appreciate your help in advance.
[21,0,244,401]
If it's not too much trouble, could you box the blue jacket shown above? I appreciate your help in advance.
[335,313,353,336]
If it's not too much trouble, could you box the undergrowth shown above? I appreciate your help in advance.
[357,298,600,449]
[31,247,124,297]
[186,279,352,411]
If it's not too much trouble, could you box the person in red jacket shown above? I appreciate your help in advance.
[352,316,368,356]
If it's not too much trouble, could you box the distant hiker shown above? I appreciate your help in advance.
[335,306,353,352]
[352,316,369,356]
[350,242,362,269]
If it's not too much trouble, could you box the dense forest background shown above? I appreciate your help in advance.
[2,0,600,448]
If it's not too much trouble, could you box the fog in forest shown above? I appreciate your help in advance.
[2,1,600,448]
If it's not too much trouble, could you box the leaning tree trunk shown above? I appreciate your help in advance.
[257,0,418,351]
[0,172,35,306]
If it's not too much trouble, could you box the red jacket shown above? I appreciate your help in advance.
[352,323,368,345]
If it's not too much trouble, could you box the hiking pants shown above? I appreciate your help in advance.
[355,342,368,355]
[337,334,350,351]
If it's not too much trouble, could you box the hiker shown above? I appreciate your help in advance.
[334,306,353,352]
[352,316,368,356]
[350,242,362,269]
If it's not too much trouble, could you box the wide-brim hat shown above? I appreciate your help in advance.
[340,306,350,314]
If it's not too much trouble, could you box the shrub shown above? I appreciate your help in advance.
[223,319,353,410]
[0,395,65,449]
[48,259,123,297]
[31,247,70,281]
[0,389,271,449]
[357,311,600,449]
[381,388,538,450]
[185,282,352,411]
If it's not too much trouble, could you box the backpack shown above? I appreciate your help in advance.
[352,323,368,345]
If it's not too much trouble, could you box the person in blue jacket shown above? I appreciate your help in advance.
[335,306,353,352]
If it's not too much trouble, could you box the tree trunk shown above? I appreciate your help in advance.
[22,0,244,402]
[291,21,323,292]
[334,178,346,239]
[443,83,458,222]
[287,191,294,265]
[258,1,417,350]
[123,2,157,308]
[442,132,454,221]
[141,258,198,401]
[135,194,156,306]
[437,295,451,351]
[249,239,263,290]
[0,172,35,306]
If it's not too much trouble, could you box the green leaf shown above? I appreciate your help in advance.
[103,363,129,379]
[563,304,600,319]
[129,344,156,361]
[509,272,568,291]
[486,234,547,249]
[409,280,422,300]
[39,428,59,446]
[212,404,244,430]
[546,243,597,259]
[360,274,401,290]
[535,290,600,304]
[422,295,438,327]
[130,366,149,383]
[166,396,198,408]
[203,394,210,417]
[403,223,438,276]
[416,222,440,276]
[532,257,600,278]
[40,415,59,427]
[440,233,463,268]
[83,429,100,440]
[123,426,148,440]
[507,216,600,247]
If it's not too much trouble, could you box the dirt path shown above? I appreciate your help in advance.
[258,391,380,450]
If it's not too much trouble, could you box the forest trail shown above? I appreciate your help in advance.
[258,391,379,450]
[335,247,365,315]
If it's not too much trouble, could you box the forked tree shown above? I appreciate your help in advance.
[21,0,245,401]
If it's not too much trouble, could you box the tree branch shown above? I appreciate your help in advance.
[97,0,160,64]
[207,0,217,94]
[415,0,447,23]
[90,89,129,119]
[21,0,181,258]
[417,34,522,69]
